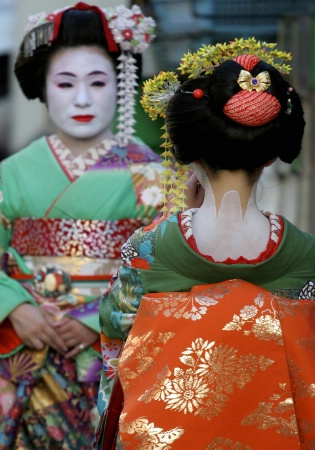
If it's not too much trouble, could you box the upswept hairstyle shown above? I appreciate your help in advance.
[14,8,141,103]
[166,59,305,172]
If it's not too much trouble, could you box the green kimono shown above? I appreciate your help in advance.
[0,135,163,450]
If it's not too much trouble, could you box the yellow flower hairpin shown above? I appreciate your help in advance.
[141,37,292,216]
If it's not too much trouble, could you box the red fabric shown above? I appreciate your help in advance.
[224,90,281,126]
[234,53,260,71]
[102,377,124,450]
[225,52,281,126]
[118,280,315,448]
[11,217,144,259]
[0,319,23,355]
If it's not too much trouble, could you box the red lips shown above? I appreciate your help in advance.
[72,115,94,122]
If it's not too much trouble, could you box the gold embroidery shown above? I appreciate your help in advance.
[138,338,274,420]
[206,437,252,449]
[119,414,185,448]
[241,383,298,437]
[119,331,175,395]
[288,359,315,399]
[141,282,244,322]
[223,292,283,343]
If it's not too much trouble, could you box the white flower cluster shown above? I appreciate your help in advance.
[104,5,156,54]
[25,6,70,33]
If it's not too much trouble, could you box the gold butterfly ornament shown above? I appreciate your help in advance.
[237,70,271,92]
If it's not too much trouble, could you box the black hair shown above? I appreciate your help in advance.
[14,8,142,102]
[166,59,305,172]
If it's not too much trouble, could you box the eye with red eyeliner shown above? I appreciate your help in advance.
[57,82,73,88]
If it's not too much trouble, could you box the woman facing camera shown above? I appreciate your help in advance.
[0,3,162,449]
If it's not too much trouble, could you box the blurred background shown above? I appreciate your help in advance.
[1,0,315,231]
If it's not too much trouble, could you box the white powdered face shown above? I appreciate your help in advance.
[45,46,117,149]
[191,163,271,261]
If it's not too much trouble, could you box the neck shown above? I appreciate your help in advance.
[206,169,258,218]
[192,168,271,261]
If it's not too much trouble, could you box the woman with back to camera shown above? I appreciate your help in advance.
[0,3,163,449]
[96,39,315,449]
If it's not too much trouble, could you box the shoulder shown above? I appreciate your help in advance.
[280,215,315,262]
[121,213,180,269]
[2,137,48,168]
[282,215,315,244]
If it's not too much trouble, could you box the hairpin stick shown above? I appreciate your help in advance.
[181,89,206,99]
[285,86,293,115]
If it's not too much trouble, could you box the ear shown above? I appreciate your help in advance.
[264,157,277,167]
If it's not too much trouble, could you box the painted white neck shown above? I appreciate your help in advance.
[191,166,270,261]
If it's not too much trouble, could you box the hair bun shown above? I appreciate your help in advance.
[224,90,281,126]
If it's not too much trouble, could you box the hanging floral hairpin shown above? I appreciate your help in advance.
[141,37,292,216]
[22,3,156,148]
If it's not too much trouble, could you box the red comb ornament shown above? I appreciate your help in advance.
[224,53,281,126]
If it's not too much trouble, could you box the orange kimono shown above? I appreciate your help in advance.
[118,280,315,449]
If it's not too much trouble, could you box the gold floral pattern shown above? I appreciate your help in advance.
[138,338,274,420]
[288,359,315,399]
[119,414,184,448]
[118,280,315,448]
[119,331,175,395]
[206,437,252,450]
[140,283,242,321]
[242,383,298,437]
[223,291,284,343]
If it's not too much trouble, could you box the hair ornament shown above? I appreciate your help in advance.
[140,37,292,215]
[22,2,156,148]
[285,87,294,115]
[237,70,271,92]
[223,91,281,126]
[181,89,206,98]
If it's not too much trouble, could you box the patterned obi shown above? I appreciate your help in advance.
[8,217,145,295]
[11,217,145,259]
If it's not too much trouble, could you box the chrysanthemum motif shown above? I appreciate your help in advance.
[196,344,239,390]
[139,366,172,403]
[165,369,210,414]
[252,315,282,340]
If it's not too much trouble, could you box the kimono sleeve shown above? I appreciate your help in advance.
[99,264,144,341]
[0,163,36,322]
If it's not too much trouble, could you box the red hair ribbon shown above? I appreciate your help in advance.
[50,2,119,53]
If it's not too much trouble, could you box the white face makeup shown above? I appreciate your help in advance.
[45,46,117,146]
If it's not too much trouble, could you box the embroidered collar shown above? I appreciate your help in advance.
[179,208,283,265]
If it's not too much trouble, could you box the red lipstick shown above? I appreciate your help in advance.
[72,115,94,122]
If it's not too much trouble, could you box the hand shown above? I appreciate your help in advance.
[52,316,99,358]
[185,171,205,208]
[9,303,68,354]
